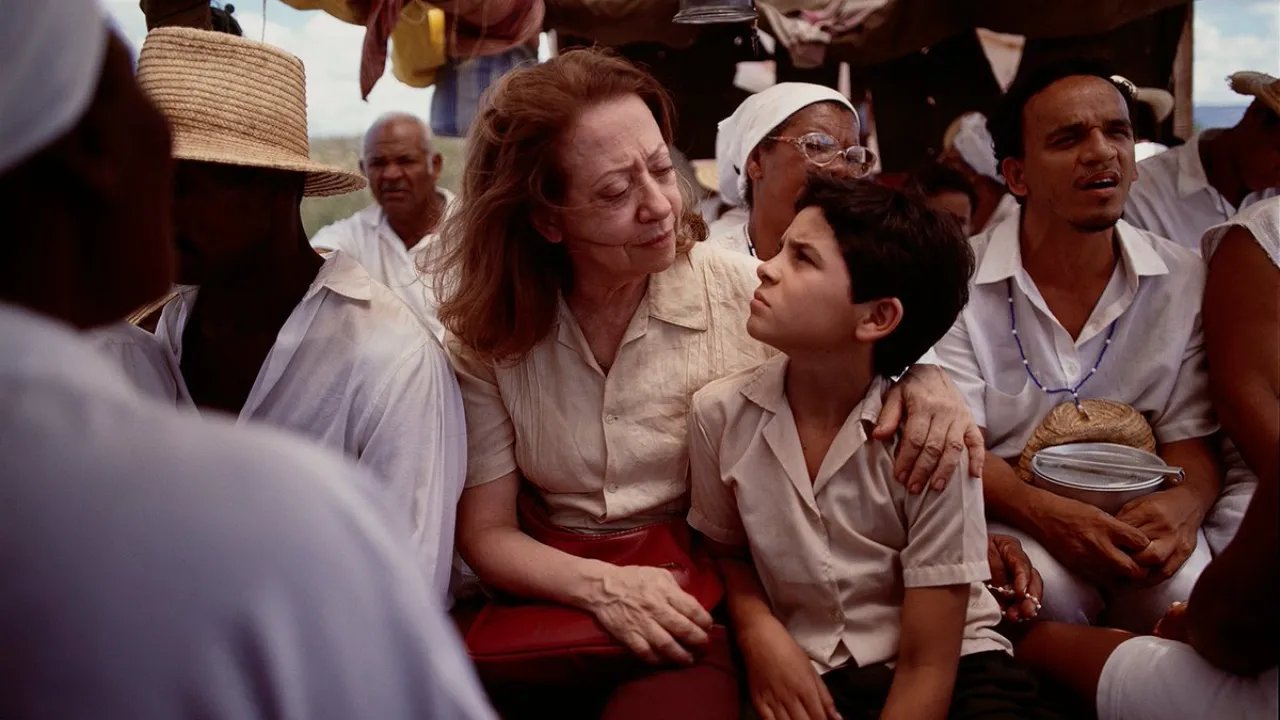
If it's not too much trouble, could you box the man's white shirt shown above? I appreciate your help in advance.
[95,251,466,601]
[1,302,494,720]
[1125,133,1279,253]
[310,188,456,339]
[934,213,1218,459]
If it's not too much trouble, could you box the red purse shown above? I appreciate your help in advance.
[461,492,724,687]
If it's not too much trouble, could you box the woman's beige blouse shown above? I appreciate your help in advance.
[447,243,771,531]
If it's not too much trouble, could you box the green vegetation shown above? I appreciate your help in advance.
[302,135,467,238]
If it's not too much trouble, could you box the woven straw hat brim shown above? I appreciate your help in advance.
[171,134,367,198]
[1230,71,1280,116]
[1017,399,1157,483]
[138,27,367,198]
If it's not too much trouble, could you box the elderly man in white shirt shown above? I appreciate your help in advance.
[0,4,492,718]
[100,28,467,604]
[1125,71,1280,252]
[936,60,1224,633]
[311,113,454,337]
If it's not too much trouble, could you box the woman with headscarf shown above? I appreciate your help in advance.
[708,82,876,260]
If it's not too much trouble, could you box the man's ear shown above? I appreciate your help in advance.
[430,152,443,179]
[1001,156,1028,202]
[532,208,563,244]
[853,297,904,343]
[746,146,766,183]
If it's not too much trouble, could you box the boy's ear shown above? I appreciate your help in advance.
[854,298,903,343]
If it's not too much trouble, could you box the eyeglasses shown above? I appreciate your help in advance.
[766,132,877,177]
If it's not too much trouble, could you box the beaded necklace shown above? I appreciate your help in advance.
[1006,278,1118,409]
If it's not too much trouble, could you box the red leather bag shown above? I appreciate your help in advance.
[462,493,724,687]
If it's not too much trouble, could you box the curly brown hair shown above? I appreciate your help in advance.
[427,48,706,365]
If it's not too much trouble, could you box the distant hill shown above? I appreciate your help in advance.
[301,135,466,238]
[1194,104,1248,132]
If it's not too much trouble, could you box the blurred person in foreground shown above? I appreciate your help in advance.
[311,112,454,338]
[95,27,466,602]
[0,1,493,718]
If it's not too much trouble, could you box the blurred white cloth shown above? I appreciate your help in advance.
[1,302,495,720]
[1098,636,1276,720]
[0,0,108,174]
[951,112,1001,182]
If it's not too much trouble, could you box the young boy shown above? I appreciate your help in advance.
[687,174,1060,720]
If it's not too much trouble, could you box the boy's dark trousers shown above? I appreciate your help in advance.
[821,650,1071,719]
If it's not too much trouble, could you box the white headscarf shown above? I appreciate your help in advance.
[715,82,856,207]
[948,112,1001,183]
[0,0,109,175]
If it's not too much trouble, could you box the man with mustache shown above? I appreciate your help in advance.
[934,60,1223,632]
[312,113,453,338]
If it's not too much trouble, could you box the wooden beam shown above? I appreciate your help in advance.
[1172,2,1193,139]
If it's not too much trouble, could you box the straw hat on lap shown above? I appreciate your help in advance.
[1017,399,1157,483]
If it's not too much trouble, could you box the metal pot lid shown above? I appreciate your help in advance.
[1032,442,1172,492]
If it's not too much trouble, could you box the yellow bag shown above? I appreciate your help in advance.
[280,0,447,88]
[390,1,448,88]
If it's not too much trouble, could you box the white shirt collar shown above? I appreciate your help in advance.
[362,187,458,240]
[973,213,1170,287]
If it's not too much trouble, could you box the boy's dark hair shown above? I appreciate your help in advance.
[796,173,975,378]
[903,162,978,213]
[989,58,1132,171]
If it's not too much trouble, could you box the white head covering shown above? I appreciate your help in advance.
[715,82,856,207]
[0,0,109,175]
[948,112,1001,183]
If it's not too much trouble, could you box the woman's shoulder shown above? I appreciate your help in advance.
[686,241,760,297]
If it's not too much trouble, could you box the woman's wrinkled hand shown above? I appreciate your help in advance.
[874,364,984,494]
[586,564,713,665]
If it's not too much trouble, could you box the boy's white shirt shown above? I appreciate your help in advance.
[687,354,1011,674]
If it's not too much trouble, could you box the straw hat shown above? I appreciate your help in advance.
[1134,87,1174,124]
[136,27,366,197]
[1017,399,1157,483]
[1229,71,1280,116]
[691,159,719,195]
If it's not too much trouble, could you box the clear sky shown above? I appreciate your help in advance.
[105,0,1279,137]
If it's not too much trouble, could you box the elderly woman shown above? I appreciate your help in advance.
[435,49,982,718]
[708,82,875,260]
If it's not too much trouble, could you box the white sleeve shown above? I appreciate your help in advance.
[1149,298,1219,444]
[354,337,468,603]
[931,313,988,430]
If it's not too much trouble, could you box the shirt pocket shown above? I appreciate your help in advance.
[982,379,1046,458]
